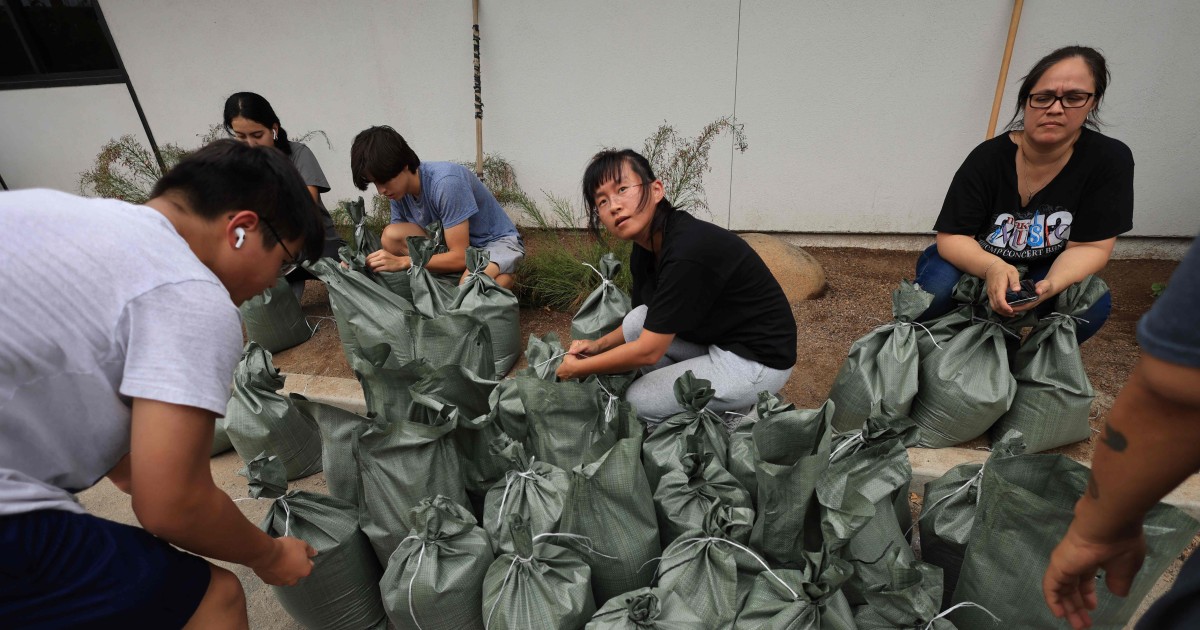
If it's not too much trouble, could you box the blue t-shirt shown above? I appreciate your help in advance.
[1137,234,1200,368]
[389,161,518,246]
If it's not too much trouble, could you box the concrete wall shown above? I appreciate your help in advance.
[2,1,1197,239]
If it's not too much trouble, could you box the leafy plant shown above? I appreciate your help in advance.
[642,115,747,215]
[1151,282,1167,298]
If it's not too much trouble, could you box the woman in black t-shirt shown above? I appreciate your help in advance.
[555,149,796,426]
[918,46,1133,342]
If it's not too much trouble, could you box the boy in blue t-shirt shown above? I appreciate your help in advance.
[350,125,524,288]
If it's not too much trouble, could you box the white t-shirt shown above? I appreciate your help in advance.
[0,189,243,515]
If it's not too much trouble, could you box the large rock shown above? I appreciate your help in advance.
[740,233,826,302]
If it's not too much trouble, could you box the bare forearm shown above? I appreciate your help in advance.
[573,341,656,376]
[424,249,468,274]
[936,233,1001,277]
[1044,243,1111,290]
[136,482,277,567]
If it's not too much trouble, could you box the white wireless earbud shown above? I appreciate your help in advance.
[272,130,277,140]
[234,227,246,249]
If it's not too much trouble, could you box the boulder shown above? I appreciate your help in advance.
[740,233,826,302]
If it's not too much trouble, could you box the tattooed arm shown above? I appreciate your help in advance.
[1043,353,1200,629]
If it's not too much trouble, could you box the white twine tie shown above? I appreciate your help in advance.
[484,533,615,629]
[829,431,867,462]
[905,465,986,537]
[648,537,799,601]
[305,315,336,335]
[582,262,612,288]
[924,601,1000,628]
[1047,312,1091,324]
[532,351,568,370]
[597,381,618,426]
[971,316,1021,339]
[234,496,292,537]
[883,320,944,350]
[495,458,539,527]
[400,535,428,630]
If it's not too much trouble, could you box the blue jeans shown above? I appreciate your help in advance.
[913,244,1110,344]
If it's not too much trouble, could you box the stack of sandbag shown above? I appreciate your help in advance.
[653,435,752,548]
[990,275,1108,452]
[584,587,704,629]
[224,342,322,480]
[380,495,493,630]
[852,549,960,629]
[642,371,732,491]
[482,515,596,630]
[918,430,1025,608]
[243,453,387,630]
[654,503,758,628]
[289,394,372,505]
[240,276,313,353]
[734,548,856,628]
[910,275,1022,448]
[571,252,632,341]
[949,453,1199,629]
[828,279,933,432]
[483,434,570,555]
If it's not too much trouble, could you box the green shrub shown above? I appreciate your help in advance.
[514,230,632,311]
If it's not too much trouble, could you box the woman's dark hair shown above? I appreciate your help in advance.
[582,149,675,239]
[150,139,324,262]
[223,92,292,155]
[1006,45,1109,131]
[350,125,422,190]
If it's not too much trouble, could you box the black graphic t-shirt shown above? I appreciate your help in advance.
[630,211,797,370]
[934,127,1134,264]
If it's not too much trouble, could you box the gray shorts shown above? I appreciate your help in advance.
[482,235,525,275]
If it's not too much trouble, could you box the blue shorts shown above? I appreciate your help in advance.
[0,509,211,629]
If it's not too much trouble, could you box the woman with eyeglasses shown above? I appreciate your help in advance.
[916,46,1132,341]
[223,92,345,292]
[555,149,796,427]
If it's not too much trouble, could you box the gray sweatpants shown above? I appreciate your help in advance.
[622,305,793,426]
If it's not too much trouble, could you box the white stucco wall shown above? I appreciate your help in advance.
[2,1,1197,239]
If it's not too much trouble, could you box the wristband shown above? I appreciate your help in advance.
[983,258,1003,276]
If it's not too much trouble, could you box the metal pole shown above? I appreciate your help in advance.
[473,0,484,179]
[94,1,166,172]
[0,171,8,191]
[987,0,1024,139]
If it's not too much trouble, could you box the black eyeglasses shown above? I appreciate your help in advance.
[1028,92,1094,109]
[260,218,301,276]
[595,183,645,210]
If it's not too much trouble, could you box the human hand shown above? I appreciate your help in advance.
[556,353,584,380]
[251,537,317,587]
[985,260,1024,317]
[567,339,600,358]
[1043,523,1146,629]
[366,250,411,273]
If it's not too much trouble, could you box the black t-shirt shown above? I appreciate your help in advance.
[934,127,1134,264]
[630,211,797,369]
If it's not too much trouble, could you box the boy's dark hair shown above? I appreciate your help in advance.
[582,148,676,238]
[150,139,324,261]
[350,125,421,190]
[223,91,292,155]
[1006,45,1110,131]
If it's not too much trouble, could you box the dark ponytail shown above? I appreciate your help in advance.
[582,148,676,239]
[223,91,293,155]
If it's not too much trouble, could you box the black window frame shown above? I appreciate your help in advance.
[0,0,126,91]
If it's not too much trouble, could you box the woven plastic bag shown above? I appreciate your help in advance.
[733,548,856,630]
[240,276,313,353]
[223,342,322,480]
[560,436,661,604]
[950,453,1199,629]
[483,434,570,555]
[852,548,962,630]
[584,586,704,629]
[246,454,387,630]
[451,248,521,376]
[989,275,1108,452]
[910,276,1018,447]
[380,495,494,630]
[750,396,833,567]
[654,503,758,629]
[482,515,596,630]
[346,196,383,255]
[641,371,731,491]
[917,430,1025,609]
[407,363,505,497]
[289,394,370,506]
[829,279,933,432]
[571,252,631,341]
[653,435,752,548]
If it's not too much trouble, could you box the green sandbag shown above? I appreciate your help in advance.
[482,515,596,630]
[406,229,459,319]
[990,276,1107,452]
[483,435,570,555]
[917,431,1025,609]
[451,248,521,376]
[829,279,933,432]
[408,363,505,496]
[654,504,759,629]
[289,394,370,506]
[560,437,661,604]
[381,496,493,630]
[246,455,387,630]
[354,410,469,565]
[224,342,322,480]
[338,244,413,299]
[641,371,731,491]
[653,435,752,548]
[240,276,313,353]
[346,196,383,256]
[852,549,960,629]
[733,549,856,630]
[950,454,1199,629]
[571,252,631,341]
[750,396,833,567]
[584,587,704,629]
[356,351,435,420]
[211,416,233,456]
[910,276,1018,447]
[726,415,758,507]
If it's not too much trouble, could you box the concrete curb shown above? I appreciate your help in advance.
[283,372,1200,521]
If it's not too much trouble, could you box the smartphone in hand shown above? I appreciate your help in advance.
[1005,279,1039,306]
